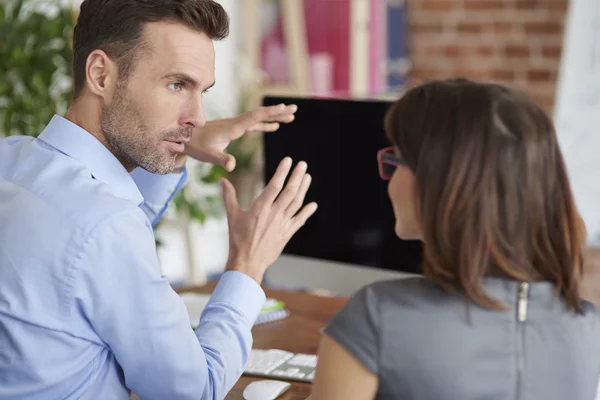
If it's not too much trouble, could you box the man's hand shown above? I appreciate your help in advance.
[185,103,297,172]
[221,157,317,284]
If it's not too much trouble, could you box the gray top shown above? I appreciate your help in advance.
[324,277,600,400]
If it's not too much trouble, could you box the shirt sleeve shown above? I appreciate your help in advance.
[130,166,188,227]
[323,285,380,375]
[75,208,265,400]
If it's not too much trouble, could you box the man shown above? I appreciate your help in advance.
[0,1,317,399]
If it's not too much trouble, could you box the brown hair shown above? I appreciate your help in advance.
[384,78,586,313]
[72,0,229,98]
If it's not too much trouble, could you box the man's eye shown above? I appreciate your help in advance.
[168,82,184,91]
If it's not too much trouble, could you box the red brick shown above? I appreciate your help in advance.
[524,21,562,35]
[463,0,504,10]
[491,68,516,81]
[514,0,566,11]
[443,45,464,57]
[505,44,530,58]
[541,45,562,59]
[420,45,463,57]
[516,0,536,9]
[410,21,445,34]
[527,68,555,82]
[409,68,450,80]
[493,22,513,35]
[457,22,484,34]
[418,0,454,11]
[452,68,490,80]
[548,0,568,12]
[517,0,567,11]
[474,45,496,57]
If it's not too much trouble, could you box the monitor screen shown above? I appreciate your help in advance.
[262,96,423,274]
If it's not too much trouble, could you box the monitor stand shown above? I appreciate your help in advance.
[265,254,419,296]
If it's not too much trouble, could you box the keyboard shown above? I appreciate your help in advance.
[243,349,318,382]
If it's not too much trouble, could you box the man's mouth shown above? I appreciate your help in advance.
[164,140,187,153]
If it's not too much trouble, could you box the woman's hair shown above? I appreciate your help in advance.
[384,78,586,313]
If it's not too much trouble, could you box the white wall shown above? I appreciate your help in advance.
[203,0,241,120]
[266,255,415,295]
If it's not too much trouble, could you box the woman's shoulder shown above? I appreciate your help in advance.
[360,277,600,322]
[365,275,436,292]
[355,276,453,310]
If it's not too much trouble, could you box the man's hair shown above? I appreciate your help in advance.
[384,78,587,313]
[72,0,229,98]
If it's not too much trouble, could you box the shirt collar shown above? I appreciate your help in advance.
[38,114,144,206]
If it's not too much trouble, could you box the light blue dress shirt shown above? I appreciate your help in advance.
[0,115,266,400]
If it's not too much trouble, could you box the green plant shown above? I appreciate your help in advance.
[171,162,228,224]
[0,0,74,137]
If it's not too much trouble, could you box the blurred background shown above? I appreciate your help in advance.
[2,0,599,294]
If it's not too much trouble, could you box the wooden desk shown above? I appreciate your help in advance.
[181,283,348,400]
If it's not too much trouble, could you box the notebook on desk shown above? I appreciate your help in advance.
[179,293,290,328]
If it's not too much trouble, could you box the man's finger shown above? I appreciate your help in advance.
[265,105,296,123]
[285,173,311,217]
[220,178,239,215]
[249,114,295,132]
[260,103,288,118]
[185,146,231,169]
[244,105,282,127]
[202,150,231,171]
[249,104,296,123]
[271,113,295,123]
[274,104,297,115]
[249,122,280,132]
[239,104,297,132]
[274,161,307,211]
[254,157,293,208]
[290,202,318,233]
[224,154,236,172]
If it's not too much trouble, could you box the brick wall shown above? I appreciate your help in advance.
[406,0,568,113]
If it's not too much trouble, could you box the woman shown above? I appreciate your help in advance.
[310,78,600,400]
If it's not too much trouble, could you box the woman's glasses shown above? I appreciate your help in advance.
[377,147,407,180]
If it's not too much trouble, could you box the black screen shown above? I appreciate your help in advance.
[263,96,422,274]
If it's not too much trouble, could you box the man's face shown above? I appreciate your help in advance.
[101,21,215,174]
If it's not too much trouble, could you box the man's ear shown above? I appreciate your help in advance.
[85,49,119,100]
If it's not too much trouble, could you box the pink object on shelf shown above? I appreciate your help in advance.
[304,0,351,95]
[369,0,388,95]
[310,52,334,95]
[261,18,290,85]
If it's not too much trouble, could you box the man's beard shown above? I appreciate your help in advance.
[100,86,190,174]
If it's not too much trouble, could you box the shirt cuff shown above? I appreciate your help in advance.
[208,271,266,325]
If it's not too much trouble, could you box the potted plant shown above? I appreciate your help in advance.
[0,0,74,137]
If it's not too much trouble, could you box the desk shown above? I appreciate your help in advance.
[181,283,348,400]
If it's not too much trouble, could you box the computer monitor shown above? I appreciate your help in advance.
[262,96,423,274]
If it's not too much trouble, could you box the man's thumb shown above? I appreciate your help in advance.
[210,151,233,171]
[190,148,234,171]
[212,152,236,172]
[220,178,239,214]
